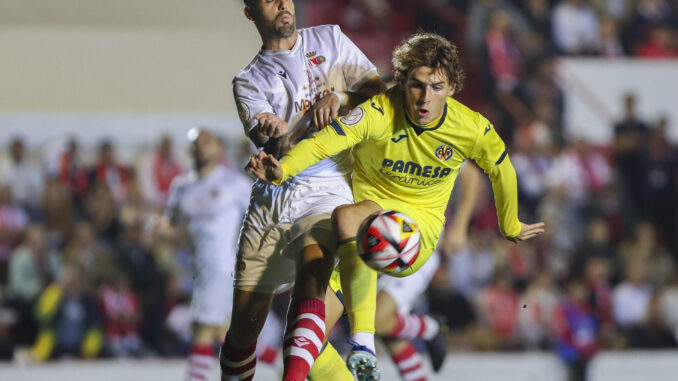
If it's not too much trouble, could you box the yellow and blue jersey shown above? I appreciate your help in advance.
[277,86,521,258]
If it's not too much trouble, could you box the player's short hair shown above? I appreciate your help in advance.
[392,32,465,92]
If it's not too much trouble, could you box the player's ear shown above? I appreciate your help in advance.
[244,6,255,21]
[447,84,456,97]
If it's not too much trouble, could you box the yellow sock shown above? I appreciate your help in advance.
[308,342,353,381]
[337,239,377,343]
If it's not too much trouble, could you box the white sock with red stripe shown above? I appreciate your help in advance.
[282,298,326,381]
[389,313,439,341]
[391,342,427,381]
[186,344,215,381]
[219,333,256,381]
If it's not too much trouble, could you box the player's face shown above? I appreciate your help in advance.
[192,132,222,168]
[247,0,296,39]
[401,66,455,126]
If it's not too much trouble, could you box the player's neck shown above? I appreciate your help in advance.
[262,30,298,51]
[197,162,217,179]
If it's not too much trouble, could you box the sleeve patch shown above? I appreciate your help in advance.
[237,102,250,124]
[339,107,364,126]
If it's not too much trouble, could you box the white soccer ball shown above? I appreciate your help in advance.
[357,210,421,275]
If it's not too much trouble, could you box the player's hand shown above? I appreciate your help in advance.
[245,150,283,182]
[311,92,342,130]
[508,222,545,243]
[441,223,468,255]
[254,113,289,138]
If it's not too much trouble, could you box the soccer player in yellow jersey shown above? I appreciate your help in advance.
[248,32,545,379]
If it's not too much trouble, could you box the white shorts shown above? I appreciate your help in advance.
[191,265,234,326]
[235,177,353,294]
[378,251,441,313]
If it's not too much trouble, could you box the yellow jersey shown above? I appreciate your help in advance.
[276,86,522,238]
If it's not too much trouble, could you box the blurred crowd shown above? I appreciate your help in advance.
[0,2,677,380]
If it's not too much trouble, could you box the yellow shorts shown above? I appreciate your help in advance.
[371,198,443,277]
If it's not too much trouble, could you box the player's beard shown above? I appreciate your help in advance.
[271,11,296,38]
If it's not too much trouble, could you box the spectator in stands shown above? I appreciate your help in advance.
[583,257,614,344]
[83,182,120,246]
[598,16,625,56]
[518,271,559,349]
[484,9,524,93]
[657,275,678,344]
[115,217,166,354]
[55,139,89,208]
[0,138,44,218]
[40,178,73,249]
[552,0,600,55]
[553,277,598,381]
[7,224,62,345]
[93,140,131,204]
[30,267,102,361]
[572,217,618,280]
[619,221,674,287]
[62,221,114,293]
[644,117,678,249]
[474,268,521,349]
[99,272,143,357]
[612,259,653,343]
[0,183,29,281]
[137,135,182,207]
[613,92,650,229]
[636,25,678,57]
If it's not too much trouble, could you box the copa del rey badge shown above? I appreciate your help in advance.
[339,107,364,126]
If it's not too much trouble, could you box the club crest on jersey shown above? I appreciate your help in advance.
[306,51,326,67]
[339,107,364,126]
[435,145,453,161]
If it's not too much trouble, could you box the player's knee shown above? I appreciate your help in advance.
[331,204,354,235]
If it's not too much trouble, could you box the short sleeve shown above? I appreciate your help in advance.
[332,25,379,91]
[232,75,274,137]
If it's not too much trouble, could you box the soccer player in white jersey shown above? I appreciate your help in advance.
[220,1,386,381]
[157,129,252,381]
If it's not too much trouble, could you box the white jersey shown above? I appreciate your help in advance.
[166,165,251,272]
[233,24,378,181]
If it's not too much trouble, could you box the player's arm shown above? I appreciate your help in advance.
[151,182,190,246]
[441,162,482,255]
[247,100,384,183]
[311,77,386,129]
[470,118,544,242]
[233,76,289,148]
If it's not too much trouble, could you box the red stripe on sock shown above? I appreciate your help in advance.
[417,315,427,337]
[192,344,214,356]
[392,341,417,363]
[390,314,406,337]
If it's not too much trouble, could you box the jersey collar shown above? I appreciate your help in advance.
[404,104,447,135]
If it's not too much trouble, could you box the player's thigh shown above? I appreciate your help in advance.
[331,200,382,238]
[235,215,296,294]
[370,198,442,277]
[191,268,233,329]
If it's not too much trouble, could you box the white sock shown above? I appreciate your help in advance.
[351,332,376,353]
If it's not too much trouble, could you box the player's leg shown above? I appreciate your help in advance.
[384,338,428,381]
[332,200,383,379]
[220,218,296,381]
[282,242,335,381]
[220,290,274,381]
[308,268,352,381]
[376,251,447,373]
[186,324,222,381]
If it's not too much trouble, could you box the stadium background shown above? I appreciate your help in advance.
[1,0,678,380]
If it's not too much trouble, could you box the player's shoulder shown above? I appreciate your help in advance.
[362,87,397,118]
[446,97,490,132]
[233,55,269,86]
[300,24,342,41]
[168,171,196,195]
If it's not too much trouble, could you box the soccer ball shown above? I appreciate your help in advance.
[357,210,421,275]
